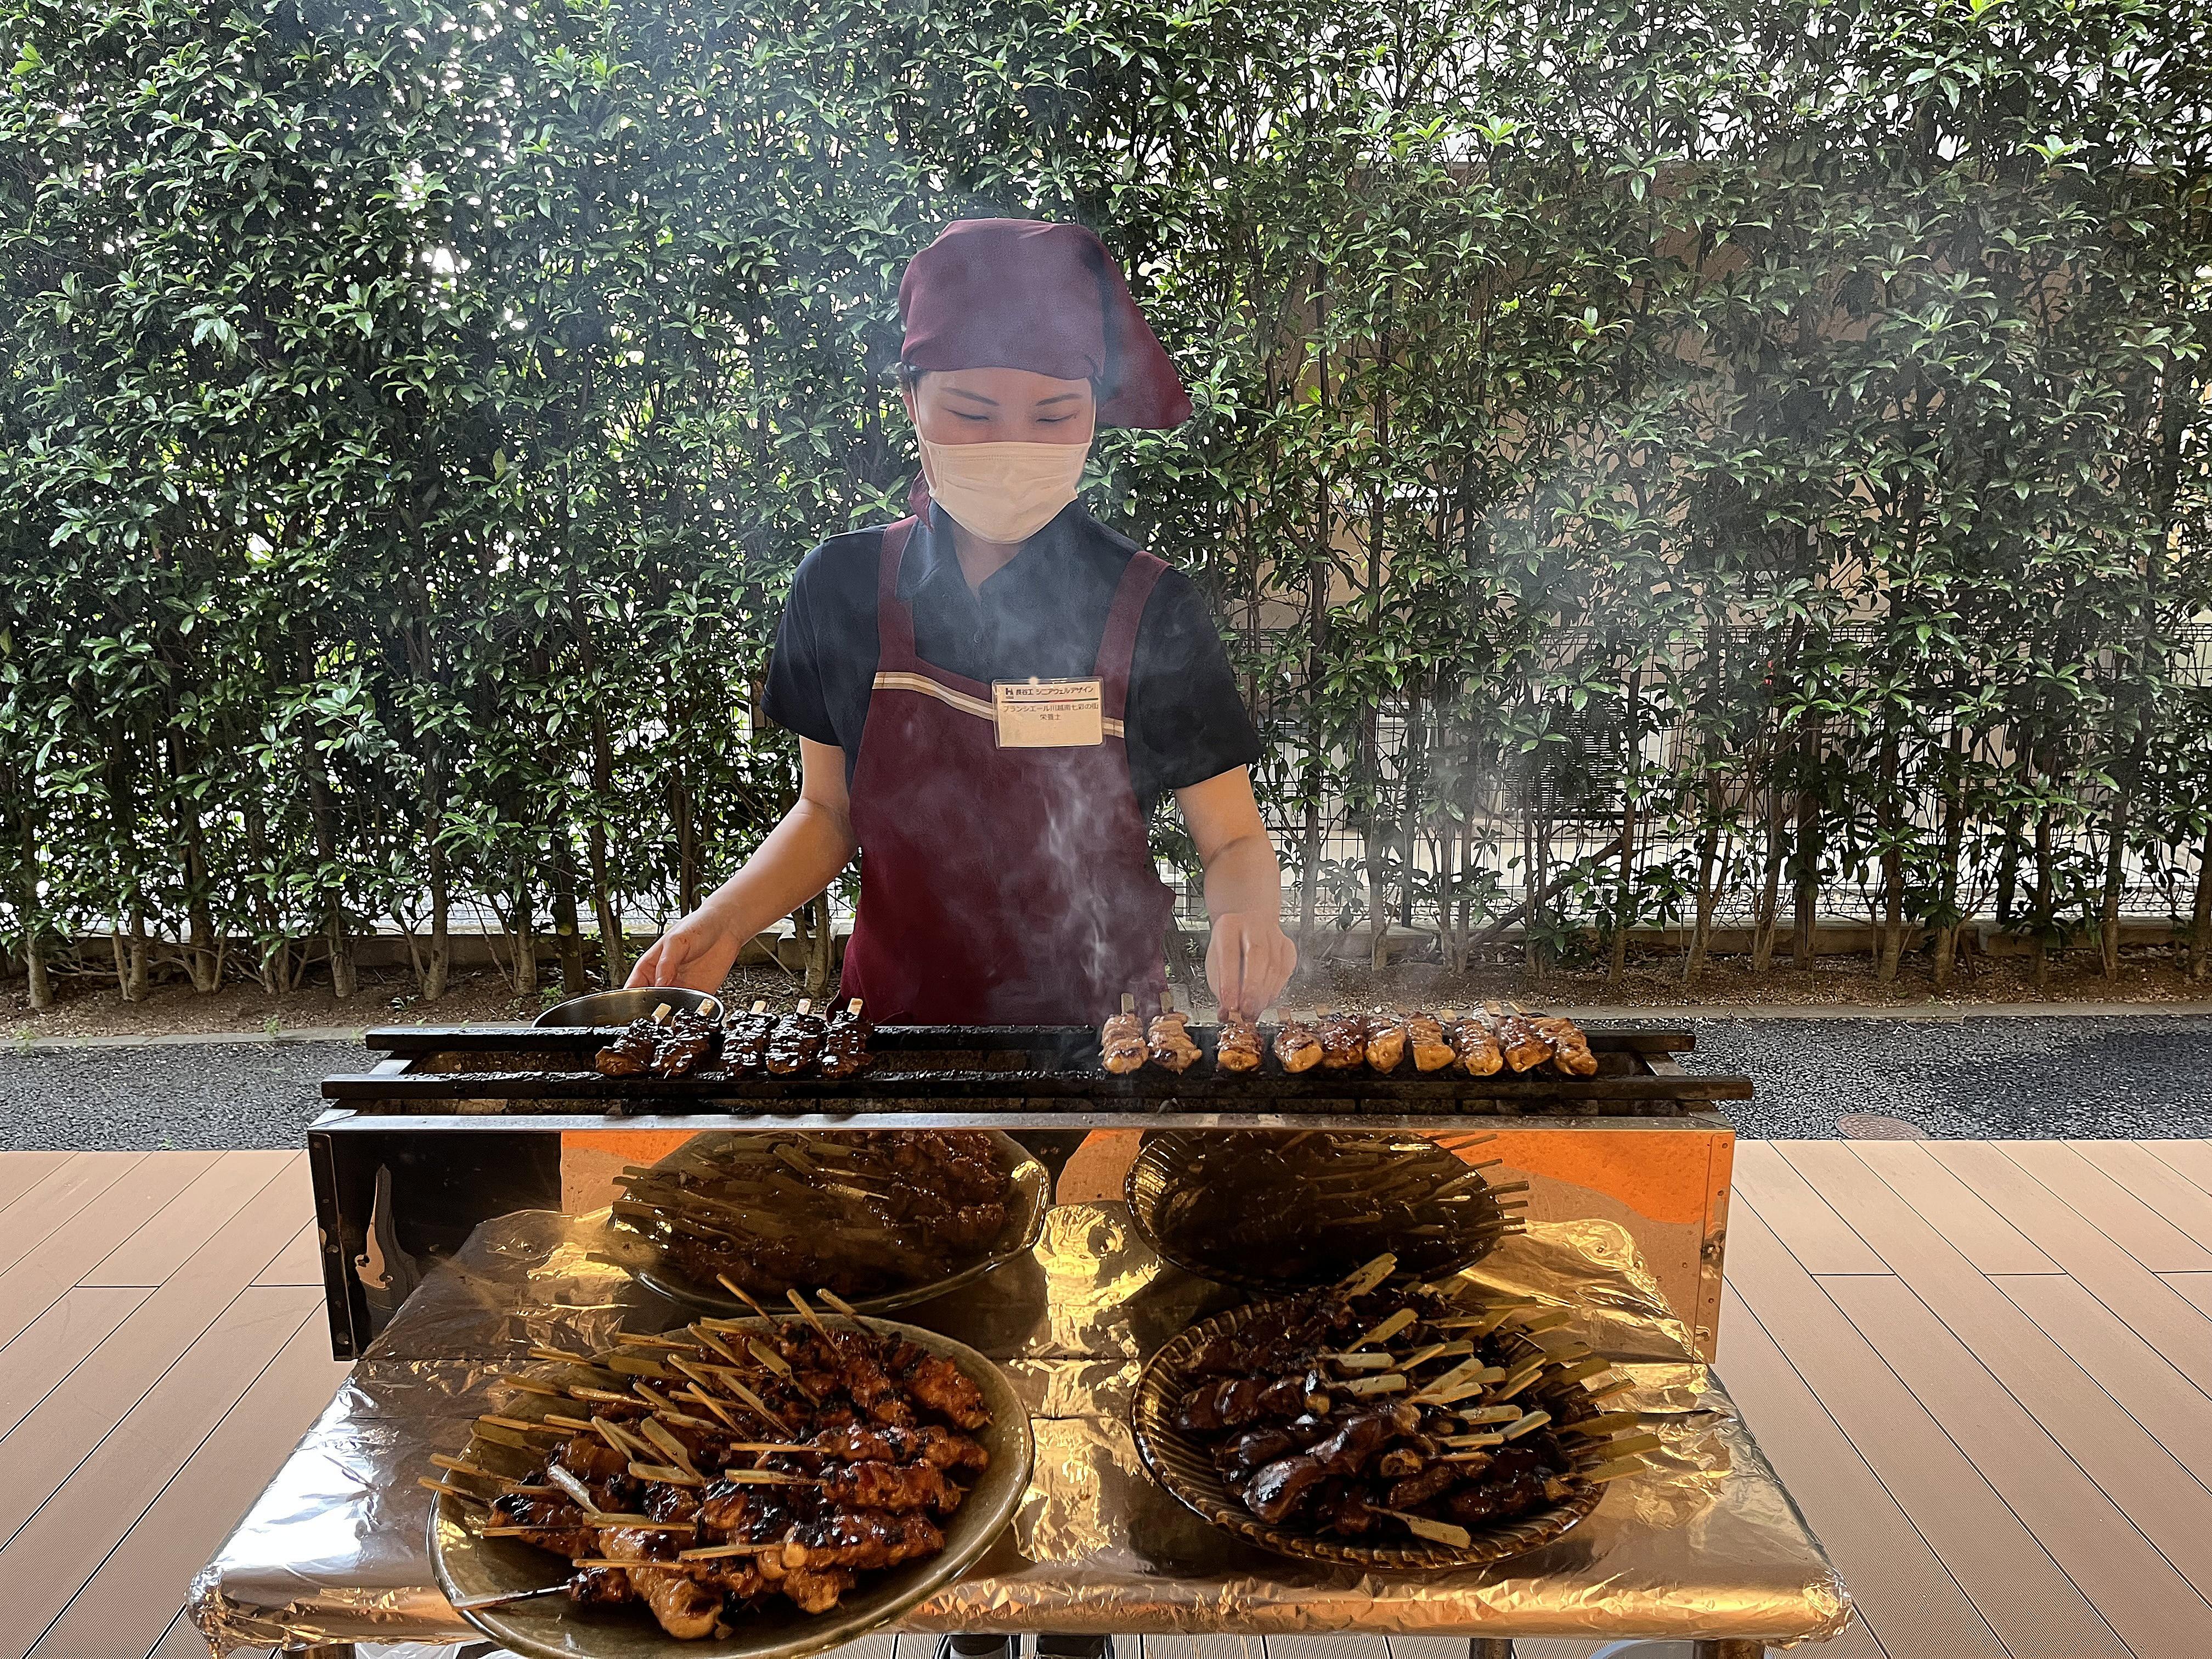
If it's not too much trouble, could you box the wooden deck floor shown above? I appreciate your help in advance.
[2,1144,2209,1659]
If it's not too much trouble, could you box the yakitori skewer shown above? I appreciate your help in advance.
[1487,1001,1554,1071]
[1272,1011,1323,1073]
[1147,994,1203,1073]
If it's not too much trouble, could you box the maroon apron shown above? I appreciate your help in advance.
[839,517,1176,1025]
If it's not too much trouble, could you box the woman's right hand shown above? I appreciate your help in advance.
[627,906,744,993]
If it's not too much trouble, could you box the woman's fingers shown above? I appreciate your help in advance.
[624,939,664,990]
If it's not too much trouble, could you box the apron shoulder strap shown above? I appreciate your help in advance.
[874,517,921,665]
[1094,551,1169,725]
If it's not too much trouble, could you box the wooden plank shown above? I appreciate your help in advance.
[80,1150,296,1287]
[1723,1202,2125,1657]
[2163,1272,2212,1319]
[1996,1273,2212,1489]
[2142,1139,2212,1202]
[1782,1141,2212,1598]
[1731,1141,1886,1274]
[249,1217,322,1288]
[0,1152,221,1350]
[2067,1141,2212,1255]
[1925,1142,2212,1384]
[1718,1283,1976,1659]
[0,1286,320,1656]
[0,1154,145,1275]
[151,1609,272,1658]
[0,1288,148,1441]
[1823,1274,2212,1656]
[1999,1142,2212,1272]
[31,1307,345,1659]
[0,1153,74,1215]
[0,1169,315,1548]
[1838,1139,2059,1275]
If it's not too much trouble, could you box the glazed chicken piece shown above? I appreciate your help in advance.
[766,1001,828,1075]
[783,1508,945,1570]
[1534,1015,1598,1076]
[1364,1012,1408,1073]
[1101,1004,1148,1074]
[815,1459,964,1514]
[652,1010,721,1079]
[1448,1014,1504,1076]
[595,1015,660,1077]
[1317,1010,1368,1070]
[1147,1003,1203,1074]
[724,1000,775,1075]
[1215,1010,1263,1073]
[819,999,873,1079]
[1273,1017,1323,1073]
[1489,1003,1555,1072]
[598,1527,724,1640]
[1406,1012,1456,1073]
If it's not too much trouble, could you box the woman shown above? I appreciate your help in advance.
[630,217,1296,1023]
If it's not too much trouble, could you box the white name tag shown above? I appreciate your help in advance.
[992,677,1104,748]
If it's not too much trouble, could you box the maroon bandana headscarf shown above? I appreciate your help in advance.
[898,219,1192,430]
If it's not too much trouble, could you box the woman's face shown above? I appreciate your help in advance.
[902,365,1096,448]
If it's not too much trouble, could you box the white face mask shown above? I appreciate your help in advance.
[919,436,1088,544]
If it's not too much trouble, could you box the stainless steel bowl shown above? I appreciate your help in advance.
[531,986,724,1028]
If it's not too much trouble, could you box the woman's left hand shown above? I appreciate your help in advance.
[1206,910,1299,1017]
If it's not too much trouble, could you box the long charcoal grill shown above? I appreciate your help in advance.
[326,1020,1746,1114]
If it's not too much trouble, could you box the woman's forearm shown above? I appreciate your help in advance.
[696,797,857,945]
[1200,830,1284,921]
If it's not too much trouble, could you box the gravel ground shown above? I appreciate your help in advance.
[0,1040,353,1150]
[1682,1014,2212,1139]
[5,1017,2212,1149]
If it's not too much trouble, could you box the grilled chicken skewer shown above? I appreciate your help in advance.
[1448,1014,1505,1076]
[1101,994,1148,1074]
[819,1000,872,1079]
[1273,1014,1323,1074]
[1317,1009,1368,1070]
[1406,1011,1457,1073]
[1215,1008,1263,1073]
[1148,996,1204,1073]
[1488,1001,1554,1072]
[1532,1012,1598,1076]
[766,1000,827,1075]
[725,1000,775,1075]
[1364,1011,1409,1073]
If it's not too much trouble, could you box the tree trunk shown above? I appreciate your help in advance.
[424,774,450,1001]
[1685,816,1720,989]
[512,877,538,997]
[1363,706,1388,970]
[1995,807,2021,925]
[1792,724,1821,968]
[806,893,835,1001]
[1932,730,1966,991]
[2190,822,2212,981]
[1876,731,1905,983]
[1751,777,1786,974]
[1608,668,1641,991]
[673,768,701,915]
[2032,803,2053,989]
[1397,691,1427,930]
[127,908,149,1002]
[297,631,356,998]
[2099,733,2141,980]
[549,841,587,995]
[24,943,49,1012]
[165,722,219,994]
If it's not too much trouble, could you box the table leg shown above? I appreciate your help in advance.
[1471,1641,1515,1659]
[1694,1643,1765,1658]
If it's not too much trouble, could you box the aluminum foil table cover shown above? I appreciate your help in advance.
[191,1201,1850,1652]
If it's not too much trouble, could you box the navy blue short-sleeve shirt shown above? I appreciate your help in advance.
[763,503,1261,816]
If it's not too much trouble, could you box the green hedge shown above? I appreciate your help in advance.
[3,0,2209,1003]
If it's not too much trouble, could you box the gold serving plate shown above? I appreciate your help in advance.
[430,1321,1034,1659]
[611,1130,1051,1316]
[1132,1298,1605,1572]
